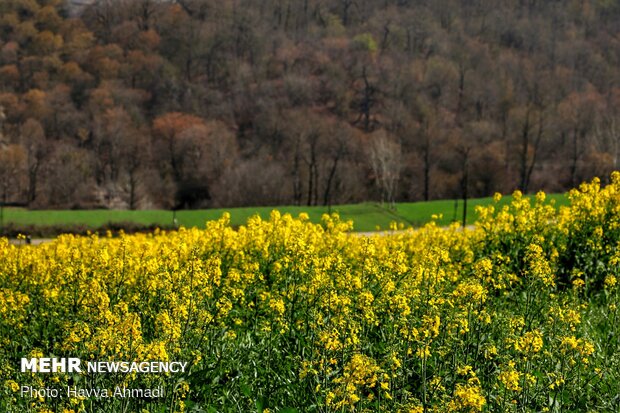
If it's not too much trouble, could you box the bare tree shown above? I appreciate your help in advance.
[20,119,47,205]
[558,89,605,187]
[594,114,620,171]
[323,135,347,207]
[369,130,401,208]
[354,66,379,132]
[0,144,27,205]
[511,104,546,193]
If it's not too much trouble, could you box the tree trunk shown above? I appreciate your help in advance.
[342,0,353,26]
[423,132,430,201]
[361,67,373,132]
[306,138,317,206]
[461,148,470,228]
[524,112,544,193]
[456,64,465,124]
[519,107,531,193]
[570,128,580,188]
[292,140,302,206]
[323,146,343,206]
[128,166,138,210]
[307,160,313,207]
[27,161,39,204]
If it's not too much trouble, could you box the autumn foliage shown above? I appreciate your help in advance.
[0,0,619,208]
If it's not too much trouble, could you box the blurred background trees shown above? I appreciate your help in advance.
[0,0,619,208]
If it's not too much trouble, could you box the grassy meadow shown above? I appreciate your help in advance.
[0,193,569,234]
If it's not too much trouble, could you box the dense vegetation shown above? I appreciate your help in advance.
[2,175,620,412]
[0,0,619,209]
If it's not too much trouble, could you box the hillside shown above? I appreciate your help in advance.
[0,0,618,209]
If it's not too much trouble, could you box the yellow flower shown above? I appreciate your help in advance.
[604,275,617,288]
[499,362,521,392]
[514,330,544,355]
[5,380,19,392]
[447,383,486,412]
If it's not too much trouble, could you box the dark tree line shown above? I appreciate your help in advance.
[0,0,619,209]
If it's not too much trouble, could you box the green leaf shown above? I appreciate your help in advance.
[241,383,251,398]
[256,396,265,412]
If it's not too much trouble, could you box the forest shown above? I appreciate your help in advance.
[0,0,619,209]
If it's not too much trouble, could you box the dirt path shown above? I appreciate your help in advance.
[7,238,52,246]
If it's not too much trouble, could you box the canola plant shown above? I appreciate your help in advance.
[2,175,620,412]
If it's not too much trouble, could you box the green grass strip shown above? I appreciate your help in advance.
[0,193,568,233]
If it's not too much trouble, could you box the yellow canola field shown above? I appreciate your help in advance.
[2,175,620,413]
